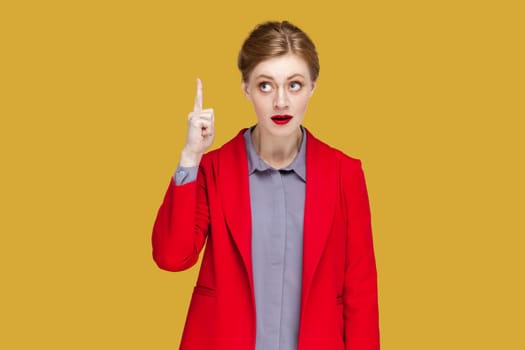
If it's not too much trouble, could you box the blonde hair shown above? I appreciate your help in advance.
[237,21,320,82]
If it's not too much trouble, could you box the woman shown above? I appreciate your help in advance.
[152,21,379,350]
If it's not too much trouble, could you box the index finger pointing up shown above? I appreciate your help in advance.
[194,78,203,112]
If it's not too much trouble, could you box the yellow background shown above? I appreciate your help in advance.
[1,0,524,348]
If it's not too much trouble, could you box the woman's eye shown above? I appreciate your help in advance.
[259,82,272,92]
[290,82,302,91]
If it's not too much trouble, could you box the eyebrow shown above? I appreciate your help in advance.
[255,73,305,80]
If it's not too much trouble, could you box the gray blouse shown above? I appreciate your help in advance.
[174,126,307,350]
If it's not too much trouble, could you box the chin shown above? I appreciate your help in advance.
[268,122,302,137]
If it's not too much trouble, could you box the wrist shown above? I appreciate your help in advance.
[179,147,202,167]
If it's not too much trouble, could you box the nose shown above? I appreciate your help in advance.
[273,87,289,111]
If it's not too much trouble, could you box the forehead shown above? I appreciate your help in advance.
[250,54,311,81]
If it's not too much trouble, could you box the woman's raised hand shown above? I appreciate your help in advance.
[180,78,215,167]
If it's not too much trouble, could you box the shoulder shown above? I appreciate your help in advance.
[200,129,248,168]
[305,127,363,172]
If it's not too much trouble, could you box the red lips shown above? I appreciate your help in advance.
[271,114,293,125]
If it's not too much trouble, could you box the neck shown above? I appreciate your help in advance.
[251,126,302,169]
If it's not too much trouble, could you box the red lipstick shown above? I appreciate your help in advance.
[271,114,293,125]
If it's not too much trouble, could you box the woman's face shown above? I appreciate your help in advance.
[243,53,316,138]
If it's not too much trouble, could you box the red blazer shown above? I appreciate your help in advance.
[152,128,379,350]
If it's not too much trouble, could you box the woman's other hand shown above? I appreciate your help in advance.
[180,78,215,167]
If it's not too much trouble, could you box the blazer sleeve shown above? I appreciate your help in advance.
[152,161,210,272]
[342,158,380,349]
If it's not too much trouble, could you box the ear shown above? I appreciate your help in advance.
[242,81,251,100]
[309,81,317,97]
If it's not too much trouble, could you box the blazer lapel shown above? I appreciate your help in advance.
[301,129,339,310]
[216,128,338,312]
[217,130,254,289]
